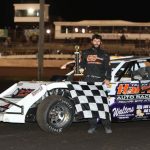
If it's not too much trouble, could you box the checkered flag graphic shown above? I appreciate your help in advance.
[65,81,111,120]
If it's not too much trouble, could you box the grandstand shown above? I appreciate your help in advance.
[54,20,150,41]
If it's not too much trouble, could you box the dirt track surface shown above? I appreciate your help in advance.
[0,121,150,150]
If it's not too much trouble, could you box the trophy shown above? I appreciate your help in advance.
[74,45,80,74]
[73,45,84,80]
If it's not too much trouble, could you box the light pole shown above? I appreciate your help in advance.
[37,0,45,80]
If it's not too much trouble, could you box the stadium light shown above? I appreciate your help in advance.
[75,27,78,33]
[46,29,51,34]
[27,8,34,15]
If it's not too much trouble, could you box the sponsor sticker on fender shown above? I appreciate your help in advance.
[116,82,150,101]
[110,82,150,120]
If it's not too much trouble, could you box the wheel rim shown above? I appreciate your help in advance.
[47,102,70,128]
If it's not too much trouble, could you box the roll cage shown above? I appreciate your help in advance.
[111,57,150,82]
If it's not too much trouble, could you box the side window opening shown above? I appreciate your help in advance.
[115,62,134,81]
[114,59,150,82]
[132,61,150,80]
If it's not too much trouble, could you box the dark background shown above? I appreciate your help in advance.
[0,0,150,28]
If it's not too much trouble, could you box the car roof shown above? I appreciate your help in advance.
[111,56,150,63]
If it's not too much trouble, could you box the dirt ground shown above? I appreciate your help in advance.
[0,120,150,150]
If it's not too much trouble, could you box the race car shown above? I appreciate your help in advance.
[0,56,150,133]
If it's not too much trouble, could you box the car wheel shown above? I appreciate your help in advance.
[36,95,75,133]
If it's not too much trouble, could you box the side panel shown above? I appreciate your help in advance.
[108,80,150,121]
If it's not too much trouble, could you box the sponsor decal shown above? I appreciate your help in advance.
[111,101,150,120]
[111,82,150,120]
[136,104,150,116]
[13,88,34,98]
[116,82,150,100]
[87,55,103,64]
[32,86,43,96]
[112,106,134,117]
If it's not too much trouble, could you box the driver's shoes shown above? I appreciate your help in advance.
[88,127,112,134]
[104,127,112,134]
[87,127,96,134]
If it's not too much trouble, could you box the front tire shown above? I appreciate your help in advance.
[36,95,75,133]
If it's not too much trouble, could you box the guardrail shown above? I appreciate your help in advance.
[0,54,74,59]
[0,54,74,68]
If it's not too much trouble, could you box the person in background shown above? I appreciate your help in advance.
[79,34,112,134]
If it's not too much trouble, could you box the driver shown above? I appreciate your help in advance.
[79,34,112,134]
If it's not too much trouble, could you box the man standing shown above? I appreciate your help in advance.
[79,34,112,134]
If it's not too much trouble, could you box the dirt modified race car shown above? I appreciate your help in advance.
[0,56,150,133]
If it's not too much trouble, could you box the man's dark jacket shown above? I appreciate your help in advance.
[80,47,111,81]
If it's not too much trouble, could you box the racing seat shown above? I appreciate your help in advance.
[133,67,150,80]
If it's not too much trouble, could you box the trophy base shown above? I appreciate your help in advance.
[73,74,84,81]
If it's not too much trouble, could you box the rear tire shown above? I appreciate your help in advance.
[36,95,75,133]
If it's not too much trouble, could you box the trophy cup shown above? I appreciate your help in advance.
[73,45,84,81]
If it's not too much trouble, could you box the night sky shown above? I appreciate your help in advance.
[0,0,150,28]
